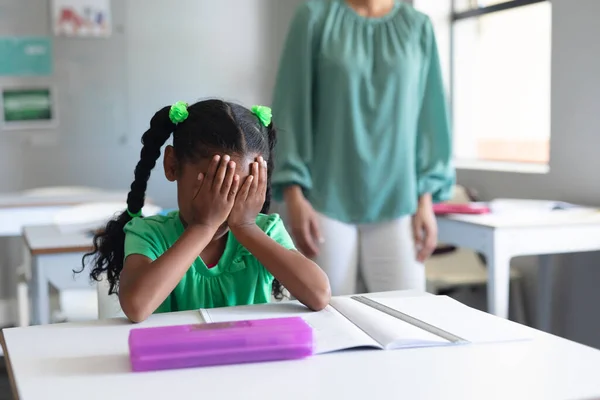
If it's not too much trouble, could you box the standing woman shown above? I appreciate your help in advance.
[272,0,454,295]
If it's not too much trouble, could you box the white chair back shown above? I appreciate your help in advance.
[445,185,472,204]
[97,277,125,319]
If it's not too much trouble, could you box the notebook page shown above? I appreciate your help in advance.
[330,297,449,350]
[369,295,533,344]
[200,301,380,354]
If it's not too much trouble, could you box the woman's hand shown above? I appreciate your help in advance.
[228,157,267,230]
[412,194,438,262]
[190,154,239,229]
[284,186,322,258]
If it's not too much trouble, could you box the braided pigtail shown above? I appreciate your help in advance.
[80,106,174,294]
[262,122,285,300]
[260,122,277,215]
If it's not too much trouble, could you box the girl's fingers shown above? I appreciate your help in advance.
[227,175,241,202]
[258,157,268,195]
[192,173,204,200]
[237,175,254,202]
[212,155,230,190]
[220,160,236,195]
[205,154,221,184]
[248,161,260,196]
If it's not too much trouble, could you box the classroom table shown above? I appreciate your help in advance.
[2,290,600,400]
[0,191,126,327]
[437,208,600,331]
[0,191,127,237]
[22,225,94,326]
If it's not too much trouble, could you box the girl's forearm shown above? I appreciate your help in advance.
[231,225,331,311]
[120,225,215,322]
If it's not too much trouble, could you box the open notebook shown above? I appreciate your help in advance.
[200,295,533,354]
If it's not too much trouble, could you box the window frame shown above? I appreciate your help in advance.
[449,0,551,172]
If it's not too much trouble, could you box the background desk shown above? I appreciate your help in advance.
[2,291,600,400]
[22,225,93,326]
[0,191,127,237]
[437,209,600,331]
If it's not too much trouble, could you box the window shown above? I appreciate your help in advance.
[453,0,516,13]
[415,0,552,171]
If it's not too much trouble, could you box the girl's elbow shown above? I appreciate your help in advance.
[119,295,152,323]
[309,294,330,312]
[307,279,331,311]
[125,309,149,324]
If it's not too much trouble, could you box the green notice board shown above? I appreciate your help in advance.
[0,37,53,76]
[2,88,53,122]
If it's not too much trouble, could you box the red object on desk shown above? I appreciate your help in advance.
[433,203,491,215]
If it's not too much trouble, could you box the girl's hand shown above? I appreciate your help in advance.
[190,154,240,229]
[228,157,267,230]
[412,194,438,262]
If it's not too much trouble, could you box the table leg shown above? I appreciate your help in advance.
[486,242,512,319]
[30,255,50,325]
[537,254,555,332]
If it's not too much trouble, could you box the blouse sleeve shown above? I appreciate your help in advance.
[271,3,319,201]
[416,17,455,203]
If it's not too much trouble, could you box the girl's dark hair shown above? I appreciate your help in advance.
[80,99,283,299]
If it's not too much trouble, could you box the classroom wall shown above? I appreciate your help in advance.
[457,0,600,348]
[0,0,303,324]
[0,0,301,206]
[1,0,598,348]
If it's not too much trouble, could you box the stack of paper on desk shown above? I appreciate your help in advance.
[200,295,532,355]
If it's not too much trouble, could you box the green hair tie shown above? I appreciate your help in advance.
[169,101,189,124]
[127,208,142,218]
[251,105,272,127]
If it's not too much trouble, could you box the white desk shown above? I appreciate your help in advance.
[2,291,600,400]
[0,191,127,237]
[437,208,600,331]
[23,225,94,326]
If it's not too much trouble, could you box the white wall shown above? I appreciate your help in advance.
[0,0,303,324]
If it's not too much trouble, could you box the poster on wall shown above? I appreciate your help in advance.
[0,87,58,130]
[0,37,53,76]
[51,0,111,38]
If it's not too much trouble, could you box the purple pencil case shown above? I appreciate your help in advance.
[128,317,314,372]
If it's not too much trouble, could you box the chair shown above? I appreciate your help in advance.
[426,185,528,324]
[97,276,125,319]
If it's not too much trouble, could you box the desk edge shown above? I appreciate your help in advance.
[0,195,153,209]
[30,245,94,256]
[0,330,21,400]
[438,217,497,229]
[0,201,83,209]
[22,226,94,255]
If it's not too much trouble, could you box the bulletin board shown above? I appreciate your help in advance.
[0,85,58,130]
[0,0,128,145]
[0,37,53,76]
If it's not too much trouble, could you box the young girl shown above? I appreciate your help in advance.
[84,99,331,322]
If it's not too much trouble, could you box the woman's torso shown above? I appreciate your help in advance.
[305,0,431,222]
